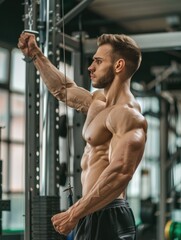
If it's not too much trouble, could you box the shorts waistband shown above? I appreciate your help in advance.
[103,198,129,210]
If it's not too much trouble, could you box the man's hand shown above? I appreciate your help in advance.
[51,210,78,236]
[17,32,40,58]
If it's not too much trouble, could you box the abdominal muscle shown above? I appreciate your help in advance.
[80,142,125,199]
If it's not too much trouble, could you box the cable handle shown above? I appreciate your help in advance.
[23,29,39,35]
[22,30,39,63]
[63,183,74,207]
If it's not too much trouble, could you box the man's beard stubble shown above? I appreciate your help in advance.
[92,66,115,89]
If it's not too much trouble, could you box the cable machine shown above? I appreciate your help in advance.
[24,0,61,239]
[23,0,93,239]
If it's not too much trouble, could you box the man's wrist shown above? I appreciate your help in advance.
[68,201,82,222]
[23,48,41,63]
[23,54,37,63]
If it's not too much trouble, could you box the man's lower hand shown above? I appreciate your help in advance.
[51,210,77,236]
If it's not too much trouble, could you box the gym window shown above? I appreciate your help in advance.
[0,45,25,232]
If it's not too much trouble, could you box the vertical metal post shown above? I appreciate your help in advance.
[24,1,40,240]
[72,51,86,201]
[39,0,60,197]
[158,97,168,240]
[24,49,40,240]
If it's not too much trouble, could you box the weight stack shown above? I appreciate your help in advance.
[31,196,65,240]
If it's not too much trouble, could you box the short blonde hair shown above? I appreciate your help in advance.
[97,34,142,77]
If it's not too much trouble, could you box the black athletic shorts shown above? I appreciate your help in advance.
[73,198,136,240]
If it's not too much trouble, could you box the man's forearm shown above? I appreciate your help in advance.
[69,165,131,222]
[32,50,92,113]
[32,50,75,101]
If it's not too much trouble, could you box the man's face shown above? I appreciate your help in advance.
[88,44,115,89]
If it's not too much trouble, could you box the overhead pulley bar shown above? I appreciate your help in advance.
[56,0,94,27]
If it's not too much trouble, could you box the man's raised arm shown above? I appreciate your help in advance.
[18,32,92,113]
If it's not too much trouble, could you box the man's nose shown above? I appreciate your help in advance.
[88,63,94,72]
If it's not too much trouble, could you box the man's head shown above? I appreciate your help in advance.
[97,34,142,78]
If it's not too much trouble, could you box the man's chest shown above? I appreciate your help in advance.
[82,102,112,146]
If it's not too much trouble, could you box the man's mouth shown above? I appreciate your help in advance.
[90,74,95,79]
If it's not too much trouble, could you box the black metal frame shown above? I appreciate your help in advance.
[24,0,93,239]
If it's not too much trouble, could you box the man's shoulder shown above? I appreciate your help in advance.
[92,89,106,101]
[109,103,141,118]
[107,103,147,134]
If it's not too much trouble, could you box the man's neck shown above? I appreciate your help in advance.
[104,77,131,106]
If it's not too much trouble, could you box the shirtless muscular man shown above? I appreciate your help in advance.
[18,33,147,240]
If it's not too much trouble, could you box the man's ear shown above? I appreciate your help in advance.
[115,59,125,73]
